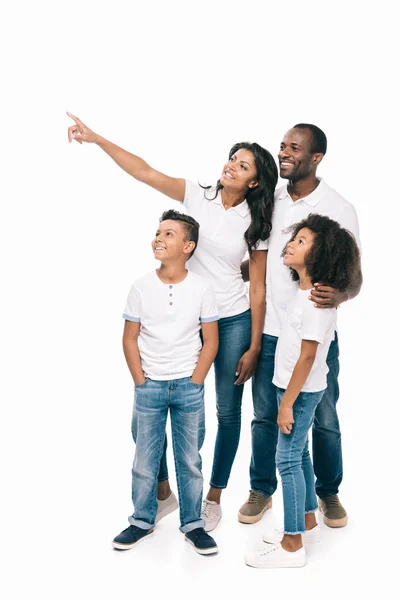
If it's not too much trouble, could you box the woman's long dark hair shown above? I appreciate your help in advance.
[200,142,278,255]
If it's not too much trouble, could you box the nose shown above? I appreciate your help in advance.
[279,147,292,160]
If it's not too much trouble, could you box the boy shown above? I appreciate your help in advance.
[112,209,220,555]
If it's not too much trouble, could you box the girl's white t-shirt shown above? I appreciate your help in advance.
[273,288,337,393]
[184,180,267,319]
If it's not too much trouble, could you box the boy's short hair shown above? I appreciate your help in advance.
[160,209,200,259]
[284,213,360,290]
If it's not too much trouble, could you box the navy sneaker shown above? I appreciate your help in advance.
[185,527,218,555]
[112,525,153,550]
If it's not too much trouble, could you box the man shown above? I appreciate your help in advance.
[238,124,362,528]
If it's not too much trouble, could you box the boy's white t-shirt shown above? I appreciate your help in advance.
[123,270,219,380]
[183,180,268,319]
[273,288,336,393]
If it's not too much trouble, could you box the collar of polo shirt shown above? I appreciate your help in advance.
[212,191,251,218]
[278,178,328,207]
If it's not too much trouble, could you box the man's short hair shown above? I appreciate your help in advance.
[293,123,327,155]
[160,209,200,258]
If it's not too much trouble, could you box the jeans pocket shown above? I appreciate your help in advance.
[189,378,204,387]
[135,378,149,389]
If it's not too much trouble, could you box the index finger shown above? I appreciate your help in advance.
[67,111,83,126]
[313,284,334,292]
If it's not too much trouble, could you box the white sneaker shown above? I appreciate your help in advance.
[262,524,321,544]
[201,499,222,532]
[155,491,179,523]
[245,542,306,569]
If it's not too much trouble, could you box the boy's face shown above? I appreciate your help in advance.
[152,219,195,262]
[283,227,315,270]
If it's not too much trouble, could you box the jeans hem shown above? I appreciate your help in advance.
[128,517,154,530]
[317,491,339,500]
[180,519,204,534]
[283,530,305,535]
[305,508,318,514]
[250,488,272,499]
[208,483,227,490]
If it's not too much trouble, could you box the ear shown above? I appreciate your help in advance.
[184,241,196,255]
[249,180,259,189]
[312,153,324,167]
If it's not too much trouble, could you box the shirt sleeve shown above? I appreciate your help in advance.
[254,238,269,251]
[200,284,220,323]
[183,180,204,214]
[301,304,336,344]
[338,203,362,253]
[122,283,141,322]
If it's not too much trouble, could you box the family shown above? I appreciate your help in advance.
[67,115,362,568]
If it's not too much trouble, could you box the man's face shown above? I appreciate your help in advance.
[152,220,194,261]
[278,128,320,181]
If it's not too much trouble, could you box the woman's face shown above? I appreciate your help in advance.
[220,148,259,194]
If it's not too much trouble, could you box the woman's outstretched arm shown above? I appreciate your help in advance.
[67,112,185,202]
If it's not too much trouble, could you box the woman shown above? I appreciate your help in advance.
[67,112,278,530]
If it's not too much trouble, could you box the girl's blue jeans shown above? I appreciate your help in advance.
[276,387,324,534]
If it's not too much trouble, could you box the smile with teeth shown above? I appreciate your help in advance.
[155,246,166,251]
[224,170,234,179]
[280,161,294,167]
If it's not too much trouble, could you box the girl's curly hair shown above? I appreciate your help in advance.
[283,213,360,291]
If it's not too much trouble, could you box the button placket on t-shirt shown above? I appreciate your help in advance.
[167,284,176,316]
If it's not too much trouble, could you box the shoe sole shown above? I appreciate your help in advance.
[318,502,348,528]
[112,529,154,550]
[238,498,272,524]
[155,497,179,524]
[245,557,306,569]
[185,536,219,555]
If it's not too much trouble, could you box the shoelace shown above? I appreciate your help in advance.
[248,491,262,504]
[190,528,208,543]
[324,496,340,507]
[202,501,212,518]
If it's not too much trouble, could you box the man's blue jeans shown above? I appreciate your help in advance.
[130,377,205,533]
[276,388,323,534]
[155,310,252,490]
[251,332,342,499]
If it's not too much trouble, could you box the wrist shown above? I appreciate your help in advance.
[248,345,261,355]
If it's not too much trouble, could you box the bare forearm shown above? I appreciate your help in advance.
[123,339,145,383]
[96,136,152,182]
[281,355,316,408]
[192,339,218,383]
[249,288,265,353]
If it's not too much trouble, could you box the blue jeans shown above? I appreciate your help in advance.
[129,377,205,533]
[155,310,252,490]
[251,332,342,499]
[276,388,323,534]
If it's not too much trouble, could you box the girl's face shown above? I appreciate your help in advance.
[220,148,259,195]
[283,227,315,270]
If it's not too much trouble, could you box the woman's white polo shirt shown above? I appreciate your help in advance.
[123,270,219,380]
[183,180,260,319]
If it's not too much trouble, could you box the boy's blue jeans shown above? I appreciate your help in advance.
[129,377,205,533]
[251,332,342,499]
[276,388,323,534]
[155,309,252,489]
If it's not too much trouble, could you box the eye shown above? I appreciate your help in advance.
[240,164,248,170]
[166,232,173,236]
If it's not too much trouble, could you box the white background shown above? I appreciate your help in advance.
[1,1,398,598]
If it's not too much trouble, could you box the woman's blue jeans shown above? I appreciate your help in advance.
[276,388,324,534]
[150,309,251,490]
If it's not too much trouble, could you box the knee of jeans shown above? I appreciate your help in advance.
[276,448,302,475]
[313,403,340,432]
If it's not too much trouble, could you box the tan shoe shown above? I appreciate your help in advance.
[318,495,348,528]
[238,490,272,524]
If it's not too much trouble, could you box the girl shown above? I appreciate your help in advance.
[245,213,360,569]
[67,113,278,530]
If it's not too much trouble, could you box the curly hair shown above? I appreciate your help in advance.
[200,142,278,255]
[283,213,360,290]
[160,209,199,259]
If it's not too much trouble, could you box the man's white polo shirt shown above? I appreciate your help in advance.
[123,270,219,380]
[258,179,361,337]
[184,180,253,319]
[273,288,336,392]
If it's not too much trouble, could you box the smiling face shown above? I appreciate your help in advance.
[152,219,195,262]
[220,148,259,194]
[278,128,323,181]
[283,227,315,271]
